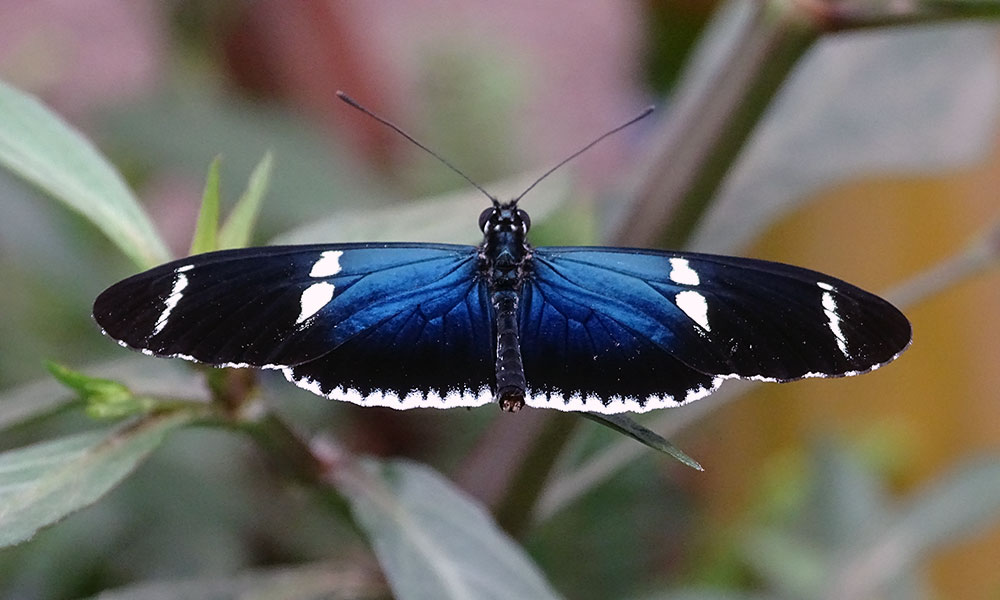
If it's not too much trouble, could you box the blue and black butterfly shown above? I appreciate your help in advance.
[93,96,911,415]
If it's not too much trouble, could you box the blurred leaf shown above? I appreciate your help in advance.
[827,457,1000,600]
[337,458,562,600]
[273,170,568,245]
[90,563,380,600]
[581,413,702,471]
[689,22,1000,253]
[0,357,208,433]
[46,362,154,420]
[219,152,274,250]
[805,439,889,549]
[0,79,169,269]
[104,87,390,237]
[892,457,1000,549]
[0,410,198,547]
[646,591,772,600]
[189,156,222,255]
[742,528,826,599]
[0,378,81,433]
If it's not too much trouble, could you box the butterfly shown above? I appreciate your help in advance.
[93,96,911,415]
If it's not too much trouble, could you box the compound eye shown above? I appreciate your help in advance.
[478,207,495,232]
[516,209,531,232]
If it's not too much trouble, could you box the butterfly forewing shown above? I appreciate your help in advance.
[94,243,496,408]
[517,247,910,413]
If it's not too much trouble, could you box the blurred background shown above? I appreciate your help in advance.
[1,1,999,598]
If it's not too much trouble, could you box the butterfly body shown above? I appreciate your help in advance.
[93,194,911,414]
[480,202,532,411]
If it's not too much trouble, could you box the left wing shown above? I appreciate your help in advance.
[519,247,911,414]
[94,243,496,409]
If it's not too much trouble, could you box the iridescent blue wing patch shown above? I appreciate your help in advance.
[519,247,911,414]
[94,243,495,409]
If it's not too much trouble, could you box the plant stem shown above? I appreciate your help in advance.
[819,0,1000,30]
[489,0,824,536]
[617,0,820,249]
[493,412,579,537]
[240,412,354,520]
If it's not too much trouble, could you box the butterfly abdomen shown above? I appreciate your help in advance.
[480,202,533,411]
[493,290,527,411]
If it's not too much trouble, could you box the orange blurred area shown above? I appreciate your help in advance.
[696,128,1000,597]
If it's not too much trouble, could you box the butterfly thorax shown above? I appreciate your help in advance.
[479,203,531,291]
[478,202,532,411]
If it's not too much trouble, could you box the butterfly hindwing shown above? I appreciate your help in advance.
[518,275,721,413]
[94,243,496,408]
[518,247,910,413]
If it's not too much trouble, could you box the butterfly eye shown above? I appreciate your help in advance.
[479,208,495,232]
[517,209,531,232]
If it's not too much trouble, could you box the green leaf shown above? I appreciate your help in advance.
[0,357,210,433]
[806,439,889,549]
[219,152,274,249]
[88,563,380,600]
[0,410,198,547]
[190,156,222,255]
[337,458,562,600]
[0,79,169,269]
[581,412,703,471]
[46,361,130,399]
[45,361,154,419]
[742,528,826,599]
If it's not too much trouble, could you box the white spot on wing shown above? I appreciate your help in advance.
[675,290,711,331]
[668,257,700,285]
[152,266,191,336]
[309,250,343,278]
[296,282,335,324]
[818,282,850,357]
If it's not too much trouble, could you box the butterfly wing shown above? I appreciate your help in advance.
[520,247,911,414]
[94,243,495,409]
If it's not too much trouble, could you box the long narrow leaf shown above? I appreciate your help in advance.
[190,157,222,255]
[0,79,169,268]
[582,412,703,471]
[336,458,562,600]
[219,152,273,249]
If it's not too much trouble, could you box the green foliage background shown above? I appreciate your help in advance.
[2,1,1000,599]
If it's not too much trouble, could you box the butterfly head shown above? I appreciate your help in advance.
[479,200,531,236]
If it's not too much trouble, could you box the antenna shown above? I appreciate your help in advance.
[336,91,497,203]
[512,105,654,203]
[337,90,654,206]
